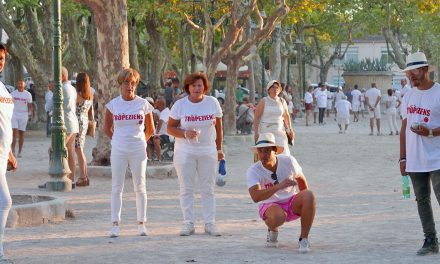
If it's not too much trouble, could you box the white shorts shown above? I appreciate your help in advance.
[368,107,381,119]
[12,116,28,131]
[352,104,360,112]
[337,117,350,125]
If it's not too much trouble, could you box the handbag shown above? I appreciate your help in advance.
[280,98,293,146]
[86,103,96,137]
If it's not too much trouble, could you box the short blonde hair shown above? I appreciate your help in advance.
[117,68,140,86]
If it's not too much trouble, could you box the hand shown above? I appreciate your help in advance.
[8,152,17,171]
[254,132,259,143]
[287,129,295,140]
[278,178,297,189]
[217,151,225,161]
[399,160,406,176]
[410,124,429,137]
[184,129,199,139]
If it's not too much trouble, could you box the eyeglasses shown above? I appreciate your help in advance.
[271,172,279,185]
[123,80,137,87]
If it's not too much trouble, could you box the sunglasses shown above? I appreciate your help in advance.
[271,172,279,185]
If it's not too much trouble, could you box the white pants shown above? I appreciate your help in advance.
[174,150,217,225]
[110,148,147,223]
[0,158,12,257]
[387,109,399,133]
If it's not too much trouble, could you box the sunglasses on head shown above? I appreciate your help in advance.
[271,172,279,185]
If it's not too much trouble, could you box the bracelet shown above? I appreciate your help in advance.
[399,158,406,163]
[217,149,223,154]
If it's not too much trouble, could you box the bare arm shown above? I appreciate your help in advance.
[374,95,381,108]
[296,172,308,191]
[104,109,114,139]
[365,97,371,109]
[248,178,296,203]
[215,117,224,160]
[144,113,155,141]
[253,99,265,141]
[399,118,407,175]
[155,119,164,135]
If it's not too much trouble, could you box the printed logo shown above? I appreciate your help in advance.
[184,114,215,122]
[0,97,14,104]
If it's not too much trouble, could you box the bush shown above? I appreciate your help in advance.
[343,57,391,72]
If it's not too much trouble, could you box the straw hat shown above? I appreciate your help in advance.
[251,133,284,154]
[402,52,433,71]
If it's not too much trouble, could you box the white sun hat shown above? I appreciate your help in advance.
[402,52,432,71]
[266,80,281,90]
[251,133,284,154]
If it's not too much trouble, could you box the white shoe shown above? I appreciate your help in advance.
[266,230,279,248]
[298,238,311,253]
[204,223,221,236]
[138,224,147,236]
[179,223,195,236]
[109,225,120,238]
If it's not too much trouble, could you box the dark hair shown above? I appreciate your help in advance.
[0,43,7,55]
[76,72,93,100]
[172,78,180,83]
[183,72,209,94]
[387,88,393,96]
[354,84,358,89]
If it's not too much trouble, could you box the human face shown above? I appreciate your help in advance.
[267,83,281,98]
[188,79,205,100]
[120,77,137,100]
[0,50,5,72]
[401,79,407,87]
[257,146,276,164]
[406,67,428,87]
[17,80,25,92]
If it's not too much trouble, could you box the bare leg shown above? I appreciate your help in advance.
[153,137,162,161]
[75,147,88,180]
[313,112,317,124]
[369,118,374,133]
[264,205,286,232]
[18,130,25,154]
[292,190,316,239]
[345,124,348,131]
[11,129,18,154]
[376,118,381,134]
[305,110,310,126]
[66,133,76,182]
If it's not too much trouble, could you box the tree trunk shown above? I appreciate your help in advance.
[128,18,140,71]
[223,59,240,135]
[75,0,129,165]
[145,16,165,94]
[270,27,282,81]
[84,16,98,83]
[63,14,88,74]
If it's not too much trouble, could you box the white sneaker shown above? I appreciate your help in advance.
[179,223,195,236]
[204,223,221,236]
[298,238,311,253]
[138,224,147,236]
[266,230,279,248]
[109,225,120,238]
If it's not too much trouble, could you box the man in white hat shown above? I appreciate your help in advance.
[246,133,316,252]
[400,51,440,255]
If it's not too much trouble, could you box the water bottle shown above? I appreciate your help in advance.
[402,175,411,199]
[216,159,226,187]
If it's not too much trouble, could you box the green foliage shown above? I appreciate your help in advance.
[343,57,390,72]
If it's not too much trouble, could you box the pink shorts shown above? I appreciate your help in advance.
[258,195,300,222]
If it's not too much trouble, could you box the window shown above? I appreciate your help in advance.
[381,47,394,64]
[334,47,359,66]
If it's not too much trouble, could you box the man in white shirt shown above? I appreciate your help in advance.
[399,52,440,256]
[315,83,328,125]
[11,80,33,157]
[365,83,382,135]
[44,80,54,137]
[247,133,316,252]
[335,95,352,133]
[149,97,171,162]
[400,78,411,98]
[350,85,362,122]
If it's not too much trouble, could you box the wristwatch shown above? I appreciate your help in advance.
[428,129,434,138]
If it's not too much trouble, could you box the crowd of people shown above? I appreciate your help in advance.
[0,45,439,260]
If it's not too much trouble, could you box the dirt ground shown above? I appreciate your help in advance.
[4,113,440,264]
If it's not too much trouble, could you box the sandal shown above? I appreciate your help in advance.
[76,177,90,187]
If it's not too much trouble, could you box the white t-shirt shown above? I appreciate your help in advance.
[45,90,53,113]
[246,154,303,204]
[170,96,222,154]
[106,96,154,152]
[0,82,14,159]
[386,95,398,113]
[335,100,352,118]
[304,92,313,104]
[315,89,328,108]
[351,89,361,106]
[157,107,171,135]
[11,90,32,119]
[401,83,440,172]
[401,85,411,98]
[335,91,344,104]
[365,88,381,108]
[63,81,79,133]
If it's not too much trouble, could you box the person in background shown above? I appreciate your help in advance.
[335,95,352,134]
[0,42,17,261]
[164,79,174,108]
[150,97,171,162]
[167,72,224,237]
[351,85,361,122]
[74,73,94,187]
[365,82,382,136]
[44,80,54,137]
[104,68,155,238]
[360,88,366,119]
[315,83,328,125]
[10,80,33,158]
[172,78,181,102]
[304,86,313,127]
[386,88,400,136]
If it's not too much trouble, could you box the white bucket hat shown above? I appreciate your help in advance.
[266,80,281,91]
[402,52,432,71]
[251,133,284,154]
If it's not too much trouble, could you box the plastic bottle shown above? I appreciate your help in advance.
[402,175,411,199]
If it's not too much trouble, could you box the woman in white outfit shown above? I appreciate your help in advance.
[167,72,224,237]
[254,80,294,155]
[104,68,155,237]
[386,88,400,136]
[0,43,17,260]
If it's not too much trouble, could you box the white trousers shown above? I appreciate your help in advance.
[110,148,147,223]
[0,158,12,257]
[174,150,217,225]
[387,110,399,133]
